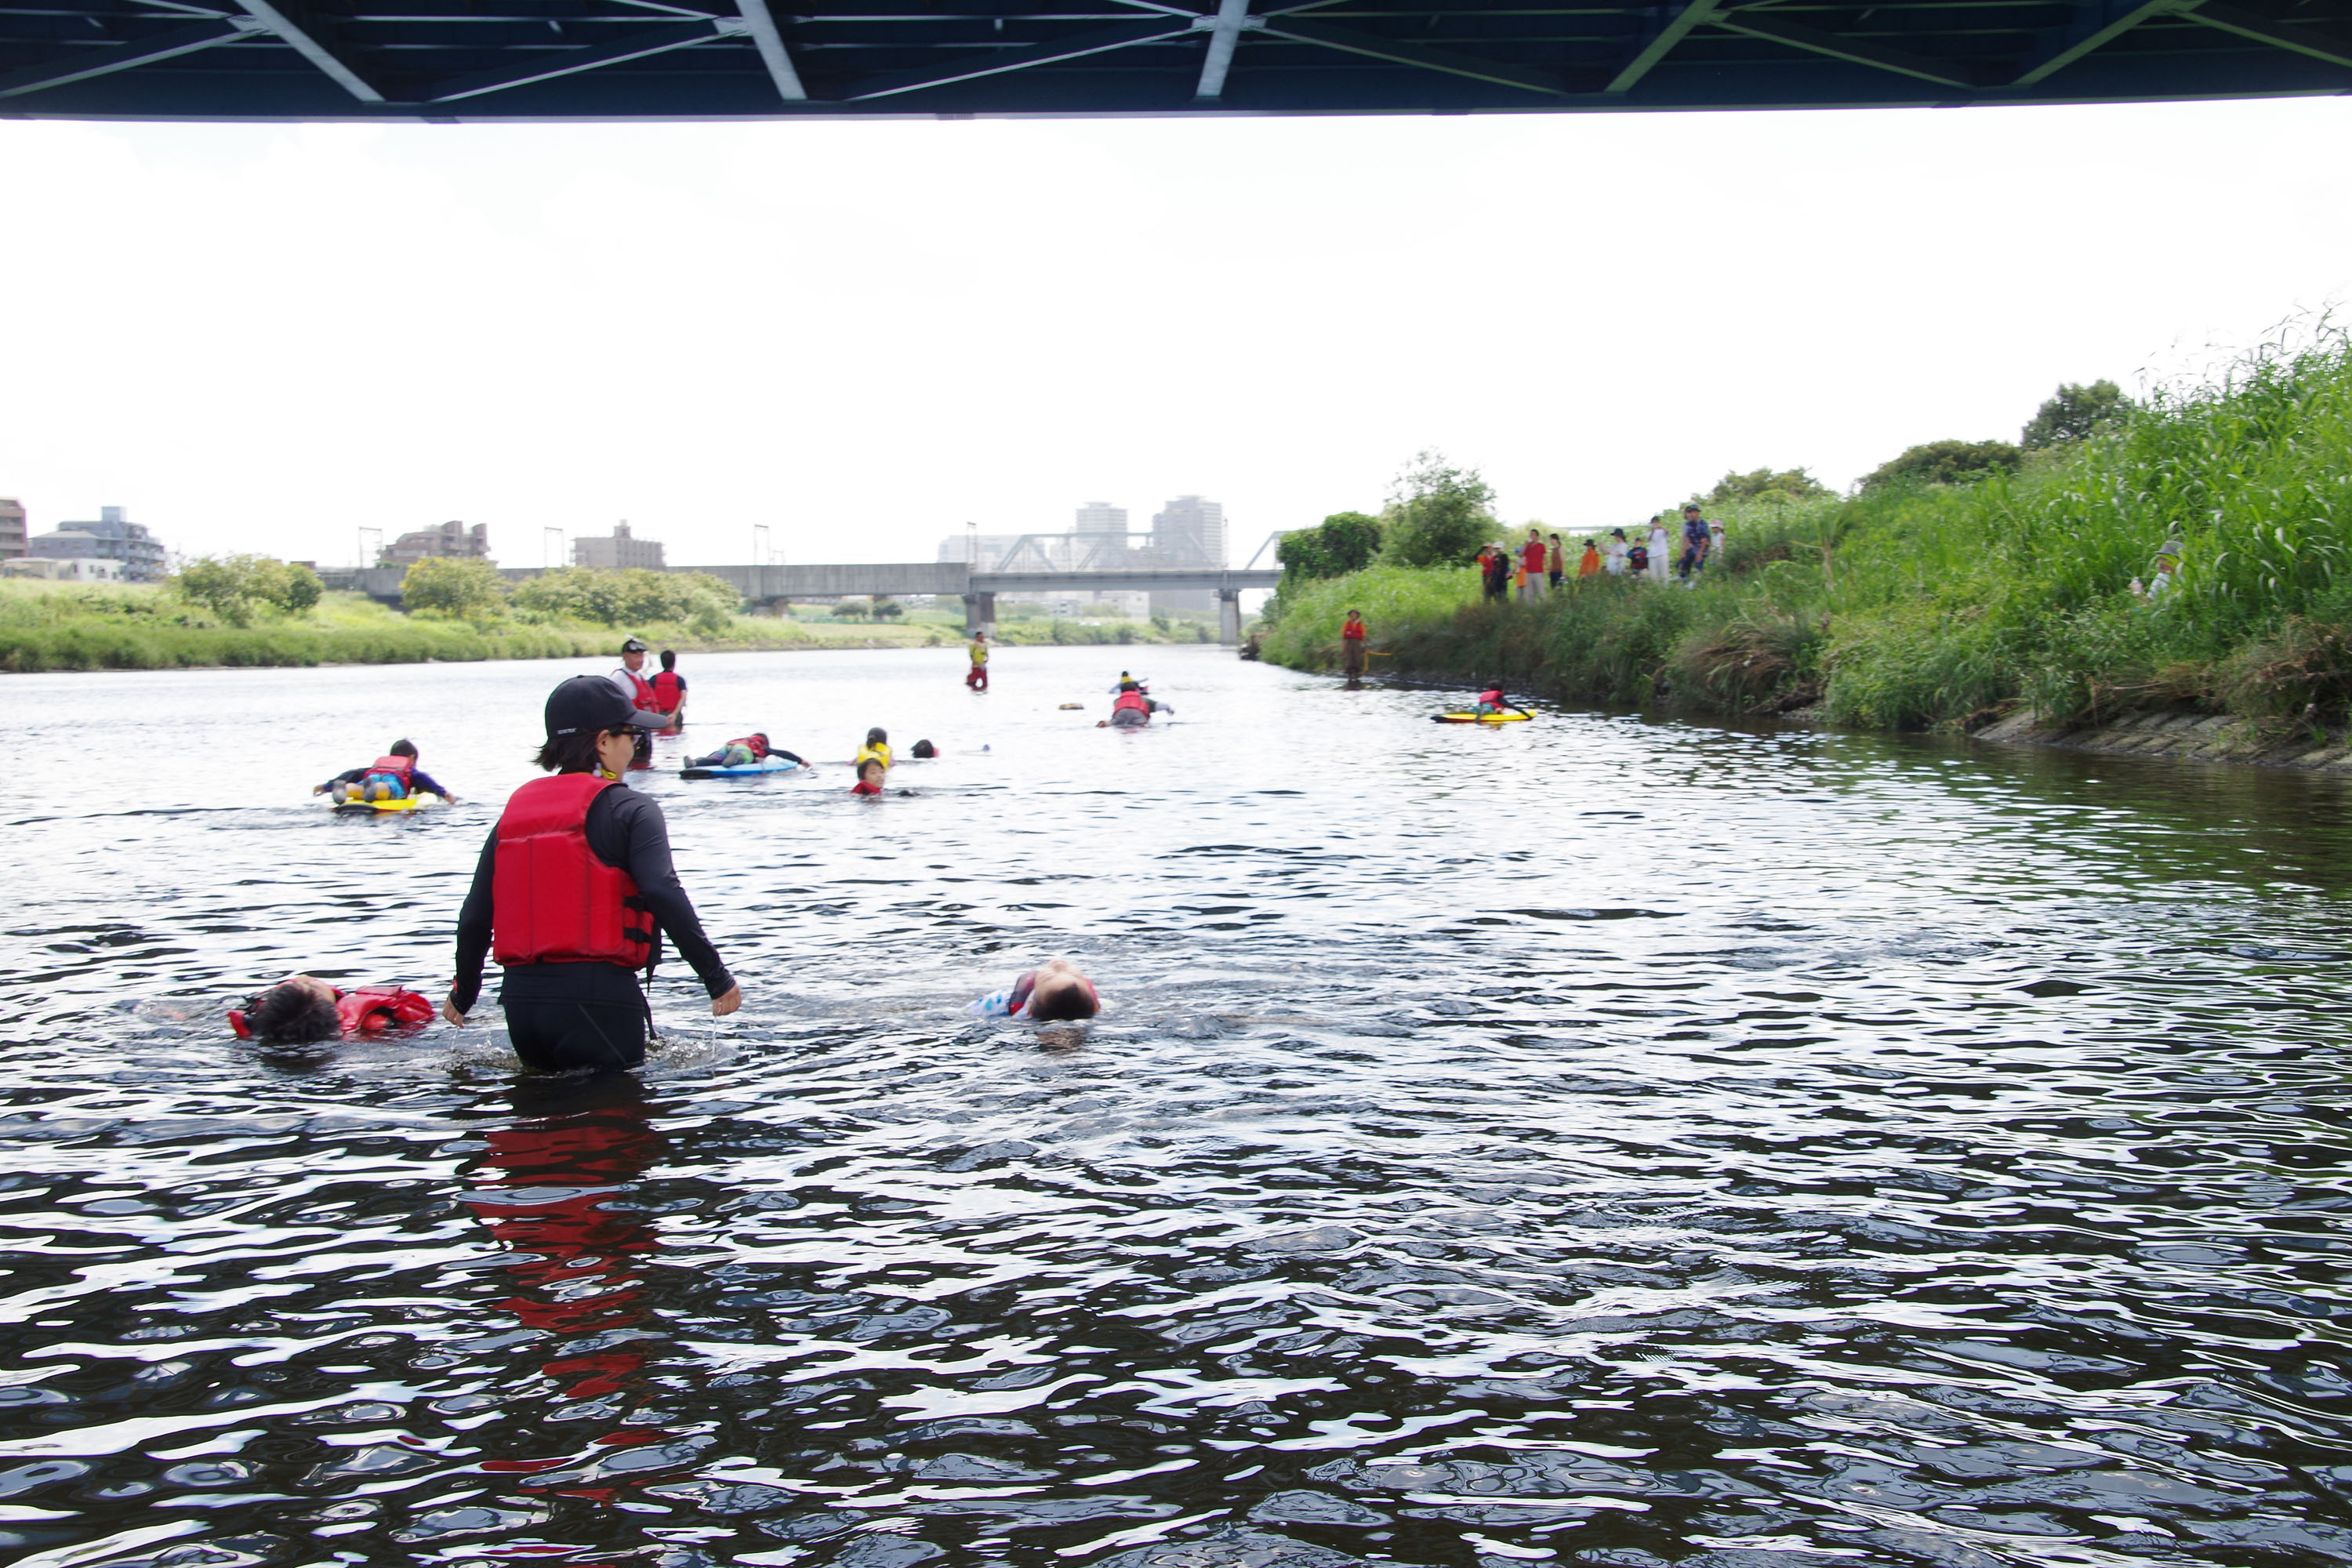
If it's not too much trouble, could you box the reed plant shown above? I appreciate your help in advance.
[1263,324,2352,732]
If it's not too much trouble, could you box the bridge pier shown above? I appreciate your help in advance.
[963,591,996,634]
[1218,590,1243,647]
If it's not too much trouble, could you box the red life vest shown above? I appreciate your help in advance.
[619,667,663,713]
[1112,690,1150,717]
[491,774,655,970]
[727,735,768,760]
[1341,618,1366,642]
[652,670,683,710]
[365,754,414,783]
[338,986,434,1034]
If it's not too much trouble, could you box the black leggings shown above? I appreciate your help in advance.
[503,994,648,1074]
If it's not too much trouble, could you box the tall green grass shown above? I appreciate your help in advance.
[1263,325,2352,731]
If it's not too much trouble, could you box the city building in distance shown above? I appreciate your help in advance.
[573,521,665,571]
[934,495,1229,619]
[0,499,25,561]
[22,505,166,582]
[381,521,491,568]
[1150,495,1227,615]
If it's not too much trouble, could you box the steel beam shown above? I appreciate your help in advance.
[2012,0,2190,87]
[732,0,807,100]
[230,0,383,100]
[1711,8,1975,86]
[1257,15,1566,95]
[838,16,1193,100]
[2182,1,2352,68]
[423,16,744,102]
[1606,0,1722,94]
[1192,0,1256,100]
[0,16,257,98]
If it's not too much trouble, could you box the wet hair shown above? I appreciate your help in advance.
[858,758,887,783]
[1028,978,1098,1022]
[911,739,935,758]
[534,725,623,774]
[389,739,418,759]
[660,649,677,670]
[245,980,339,1044]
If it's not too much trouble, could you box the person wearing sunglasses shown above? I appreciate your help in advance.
[445,675,741,1073]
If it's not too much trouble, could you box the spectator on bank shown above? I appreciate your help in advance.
[1547,533,1566,590]
[1578,539,1602,578]
[1479,545,1511,602]
[1677,504,1713,586]
[1646,517,1672,584]
[1519,529,1548,604]
[1604,528,1629,575]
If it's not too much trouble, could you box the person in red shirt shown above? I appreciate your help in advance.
[1519,529,1549,604]
[230,975,435,1043]
[1341,609,1368,683]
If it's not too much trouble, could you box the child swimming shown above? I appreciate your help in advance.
[231,975,435,1043]
[966,958,1100,1022]
[855,727,892,770]
[851,757,887,796]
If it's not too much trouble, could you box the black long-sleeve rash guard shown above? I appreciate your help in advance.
[450,781,734,1014]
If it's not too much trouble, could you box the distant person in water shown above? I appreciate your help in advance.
[231,975,434,1043]
[688,732,805,768]
[967,957,1100,1022]
[652,650,688,724]
[966,630,989,691]
[911,739,938,758]
[317,739,457,804]
[855,728,891,770]
[1341,610,1368,682]
[1474,684,1526,718]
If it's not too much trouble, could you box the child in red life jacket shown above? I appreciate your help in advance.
[316,740,457,804]
[851,757,887,796]
[230,975,435,1044]
[688,733,808,769]
[966,958,1100,1022]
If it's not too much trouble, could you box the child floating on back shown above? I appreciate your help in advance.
[967,958,1100,1022]
[230,975,434,1043]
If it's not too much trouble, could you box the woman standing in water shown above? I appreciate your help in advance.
[445,676,742,1073]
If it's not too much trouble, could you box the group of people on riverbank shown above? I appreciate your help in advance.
[1475,504,1724,605]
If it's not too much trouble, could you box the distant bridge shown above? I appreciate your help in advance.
[321,561,1282,642]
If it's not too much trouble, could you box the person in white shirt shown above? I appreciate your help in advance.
[1645,517,1672,584]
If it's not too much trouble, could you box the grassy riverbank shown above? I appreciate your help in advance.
[0,586,928,673]
[1265,329,2352,732]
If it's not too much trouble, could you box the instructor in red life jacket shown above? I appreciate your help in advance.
[609,637,680,768]
[445,676,741,1073]
[651,649,687,722]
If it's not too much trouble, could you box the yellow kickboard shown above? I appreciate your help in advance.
[1432,711,1532,724]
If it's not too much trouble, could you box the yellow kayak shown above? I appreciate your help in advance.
[1432,711,1532,724]
[333,793,437,813]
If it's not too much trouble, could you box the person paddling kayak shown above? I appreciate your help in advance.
[445,675,740,1073]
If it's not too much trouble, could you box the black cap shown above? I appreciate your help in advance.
[620,636,648,653]
[545,675,633,739]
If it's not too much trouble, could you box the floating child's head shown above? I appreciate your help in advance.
[912,739,936,758]
[858,758,887,788]
[234,974,339,1044]
[390,739,418,760]
[1027,958,1099,1022]
[866,726,888,747]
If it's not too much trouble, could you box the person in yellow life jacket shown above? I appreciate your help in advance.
[855,726,893,771]
[445,676,740,1074]
[966,630,989,691]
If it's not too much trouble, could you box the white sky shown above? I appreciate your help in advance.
[2,96,2347,569]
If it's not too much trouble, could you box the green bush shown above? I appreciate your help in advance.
[402,557,507,620]
[510,567,740,633]
[173,554,325,626]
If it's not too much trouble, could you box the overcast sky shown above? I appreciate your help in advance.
[2,96,2347,570]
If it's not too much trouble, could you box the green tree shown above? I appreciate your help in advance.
[2021,379,2132,449]
[174,554,323,626]
[833,598,870,620]
[401,556,506,620]
[1275,510,1385,590]
[1859,439,2023,492]
[871,596,903,619]
[1382,451,1496,568]
[1703,467,1833,506]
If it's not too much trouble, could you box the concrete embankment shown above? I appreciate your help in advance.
[1973,709,2352,775]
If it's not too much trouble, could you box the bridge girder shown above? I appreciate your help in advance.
[2,0,2348,117]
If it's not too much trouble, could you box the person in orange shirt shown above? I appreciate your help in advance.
[1519,529,1549,604]
[1578,539,1602,577]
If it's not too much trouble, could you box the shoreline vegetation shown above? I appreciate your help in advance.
[1259,328,2352,750]
[0,561,1220,674]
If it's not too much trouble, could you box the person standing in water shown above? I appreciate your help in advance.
[966,630,989,691]
[445,676,740,1074]
[651,650,687,726]
[1341,608,1368,684]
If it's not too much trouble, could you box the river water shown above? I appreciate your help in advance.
[3,644,2350,1568]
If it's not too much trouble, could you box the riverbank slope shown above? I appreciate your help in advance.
[1261,330,2352,752]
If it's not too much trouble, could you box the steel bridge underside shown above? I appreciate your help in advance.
[1,0,2347,118]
